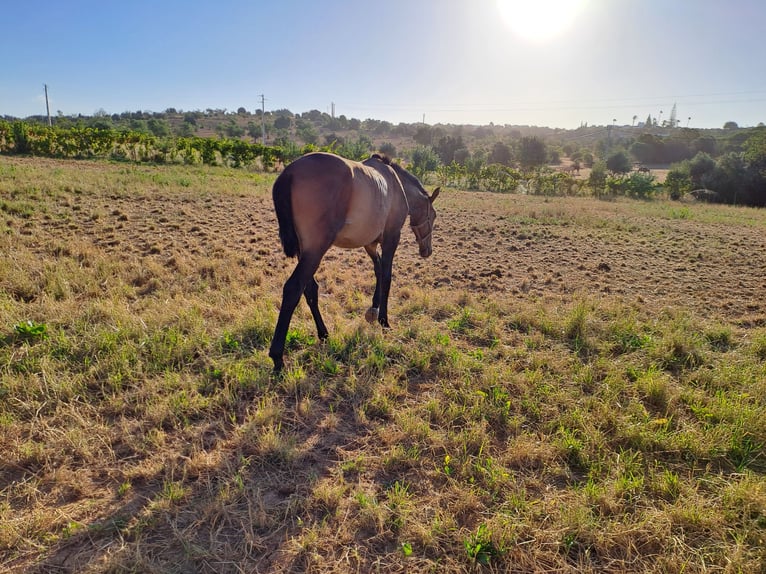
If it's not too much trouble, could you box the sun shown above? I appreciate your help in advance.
[497,0,586,43]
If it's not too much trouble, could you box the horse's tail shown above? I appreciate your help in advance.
[272,171,300,258]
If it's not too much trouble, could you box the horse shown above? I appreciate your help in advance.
[269,152,440,372]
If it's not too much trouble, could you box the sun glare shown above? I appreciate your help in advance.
[497,0,586,43]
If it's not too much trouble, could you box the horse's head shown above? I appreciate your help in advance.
[411,187,440,258]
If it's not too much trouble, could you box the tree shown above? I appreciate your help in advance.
[606,150,632,174]
[489,141,512,166]
[518,136,547,171]
[664,168,692,200]
[723,121,739,130]
[296,121,318,145]
[274,115,291,130]
[588,161,607,196]
[409,146,440,180]
[147,118,170,137]
[688,152,716,187]
[743,128,766,175]
[434,134,466,164]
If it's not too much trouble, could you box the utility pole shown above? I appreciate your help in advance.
[44,84,52,126]
[259,94,266,145]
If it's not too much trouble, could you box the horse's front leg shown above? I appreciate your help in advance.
[364,244,382,324]
[376,236,400,328]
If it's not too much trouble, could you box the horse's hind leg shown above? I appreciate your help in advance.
[269,252,324,372]
[304,277,328,340]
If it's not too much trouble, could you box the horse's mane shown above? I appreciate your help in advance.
[370,153,392,165]
[369,153,427,196]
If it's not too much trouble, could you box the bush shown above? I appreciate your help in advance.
[479,164,521,193]
[606,172,658,198]
[606,150,632,174]
[664,169,692,200]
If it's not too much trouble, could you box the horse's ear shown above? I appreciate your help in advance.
[430,187,441,203]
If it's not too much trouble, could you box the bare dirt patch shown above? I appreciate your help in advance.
[10,157,764,329]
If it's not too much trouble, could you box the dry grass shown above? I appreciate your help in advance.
[1,156,765,573]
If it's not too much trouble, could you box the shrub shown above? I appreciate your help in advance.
[606,150,632,174]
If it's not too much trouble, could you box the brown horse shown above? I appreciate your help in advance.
[269,152,440,372]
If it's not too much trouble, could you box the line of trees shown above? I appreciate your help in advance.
[2,116,764,206]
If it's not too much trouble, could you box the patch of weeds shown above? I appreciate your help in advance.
[285,328,316,351]
[14,320,49,342]
[656,467,681,502]
[564,300,590,348]
[464,523,503,565]
[470,455,511,494]
[364,392,392,421]
[385,480,412,532]
[556,426,587,471]
[160,480,189,504]
[670,207,691,220]
[443,454,454,477]
[476,385,515,431]
[341,456,365,478]
[609,317,651,354]
[704,325,733,352]
[61,521,85,539]
[257,423,298,467]
[0,199,35,218]
[749,330,766,360]
[239,320,273,350]
[448,307,475,335]
[728,431,762,472]
[653,329,705,372]
[635,365,673,412]
[316,355,340,376]
[117,481,132,498]
[219,331,240,353]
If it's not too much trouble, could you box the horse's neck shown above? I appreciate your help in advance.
[401,182,426,218]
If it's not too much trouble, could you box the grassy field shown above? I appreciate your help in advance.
[1,156,765,573]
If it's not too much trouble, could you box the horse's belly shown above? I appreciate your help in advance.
[334,220,380,248]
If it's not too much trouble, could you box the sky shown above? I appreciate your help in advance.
[2,0,765,129]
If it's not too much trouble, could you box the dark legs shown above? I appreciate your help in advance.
[364,238,398,328]
[304,276,328,340]
[269,253,327,372]
[270,239,400,372]
[364,245,383,322]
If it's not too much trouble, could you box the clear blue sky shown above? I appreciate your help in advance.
[2,0,764,129]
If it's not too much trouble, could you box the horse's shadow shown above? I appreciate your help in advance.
[18,335,378,573]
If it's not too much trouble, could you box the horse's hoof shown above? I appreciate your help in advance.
[365,307,379,324]
[270,354,284,373]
